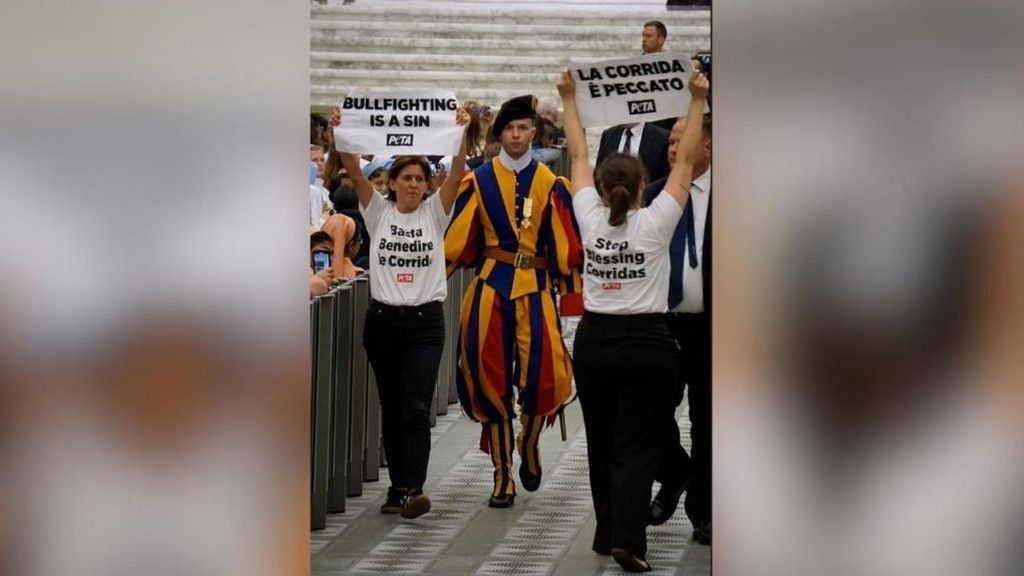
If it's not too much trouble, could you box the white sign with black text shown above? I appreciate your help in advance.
[569,52,693,128]
[334,88,462,155]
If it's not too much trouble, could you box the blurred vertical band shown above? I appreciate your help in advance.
[715,0,1024,574]
[0,1,309,575]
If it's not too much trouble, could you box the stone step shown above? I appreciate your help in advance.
[312,84,560,104]
[312,4,708,25]
[312,67,560,86]
[310,34,709,56]
[311,51,571,73]
[337,0,672,8]
[311,20,708,40]
[310,50,705,74]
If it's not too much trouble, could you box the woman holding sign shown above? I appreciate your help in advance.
[556,69,709,572]
[338,107,470,519]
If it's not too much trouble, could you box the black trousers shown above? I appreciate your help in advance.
[574,311,680,558]
[363,300,445,492]
[658,312,710,524]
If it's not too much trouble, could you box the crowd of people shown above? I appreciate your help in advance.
[308,20,711,573]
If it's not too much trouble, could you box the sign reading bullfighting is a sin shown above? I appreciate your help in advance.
[334,88,462,155]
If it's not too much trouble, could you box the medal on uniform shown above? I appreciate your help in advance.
[522,198,533,230]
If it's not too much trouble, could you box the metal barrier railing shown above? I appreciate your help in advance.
[310,299,328,529]
[310,269,470,530]
[549,148,569,179]
[329,283,353,515]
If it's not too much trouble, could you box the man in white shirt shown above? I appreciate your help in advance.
[309,158,331,229]
[641,112,712,545]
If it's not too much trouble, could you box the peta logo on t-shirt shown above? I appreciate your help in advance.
[602,282,622,290]
[396,273,415,283]
[386,134,414,146]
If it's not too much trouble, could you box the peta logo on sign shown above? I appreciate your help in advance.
[602,282,622,291]
[386,134,414,146]
[396,273,415,283]
[627,99,656,114]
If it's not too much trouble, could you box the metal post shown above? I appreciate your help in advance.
[435,276,452,416]
[310,302,319,529]
[312,296,334,530]
[449,270,467,404]
[352,275,379,482]
[329,284,353,513]
[364,360,380,480]
[345,282,365,496]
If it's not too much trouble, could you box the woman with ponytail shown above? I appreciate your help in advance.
[556,68,710,573]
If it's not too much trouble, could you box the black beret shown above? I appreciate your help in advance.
[491,94,538,138]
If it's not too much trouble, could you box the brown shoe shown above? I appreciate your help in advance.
[611,547,652,573]
[400,490,431,519]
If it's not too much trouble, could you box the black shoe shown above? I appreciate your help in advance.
[401,490,431,519]
[518,461,541,492]
[592,544,611,556]
[487,493,515,508]
[692,520,711,545]
[611,547,652,573]
[649,479,688,526]
[380,487,407,515]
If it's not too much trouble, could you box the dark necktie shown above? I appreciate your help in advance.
[622,129,633,154]
[667,194,698,310]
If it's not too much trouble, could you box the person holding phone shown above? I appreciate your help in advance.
[310,230,336,297]
[311,246,332,275]
[556,69,709,572]
[338,107,471,519]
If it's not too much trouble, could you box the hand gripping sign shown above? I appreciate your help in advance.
[569,52,694,128]
[334,88,462,155]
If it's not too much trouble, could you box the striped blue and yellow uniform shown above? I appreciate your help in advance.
[445,157,583,497]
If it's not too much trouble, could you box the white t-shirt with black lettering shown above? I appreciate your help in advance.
[573,186,682,315]
[360,192,452,306]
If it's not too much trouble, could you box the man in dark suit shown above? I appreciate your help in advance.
[642,112,712,545]
[595,122,670,184]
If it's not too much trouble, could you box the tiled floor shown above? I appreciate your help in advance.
[311,398,709,576]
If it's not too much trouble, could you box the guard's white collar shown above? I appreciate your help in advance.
[498,148,533,173]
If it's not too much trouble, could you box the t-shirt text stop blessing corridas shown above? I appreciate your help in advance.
[360,191,453,306]
[572,186,682,315]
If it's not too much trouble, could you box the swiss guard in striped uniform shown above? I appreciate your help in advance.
[445,95,584,508]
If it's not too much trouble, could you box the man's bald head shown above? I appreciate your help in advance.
[667,115,712,174]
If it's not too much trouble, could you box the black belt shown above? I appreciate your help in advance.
[370,299,442,316]
[582,310,668,328]
[666,310,709,319]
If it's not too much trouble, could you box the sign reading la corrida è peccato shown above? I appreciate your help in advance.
[334,88,463,155]
[569,52,694,128]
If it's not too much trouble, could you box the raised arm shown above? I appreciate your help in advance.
[663,71,710,209]
[556,70,593,194]
[338,151,376,209]
[438,107,471,215]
